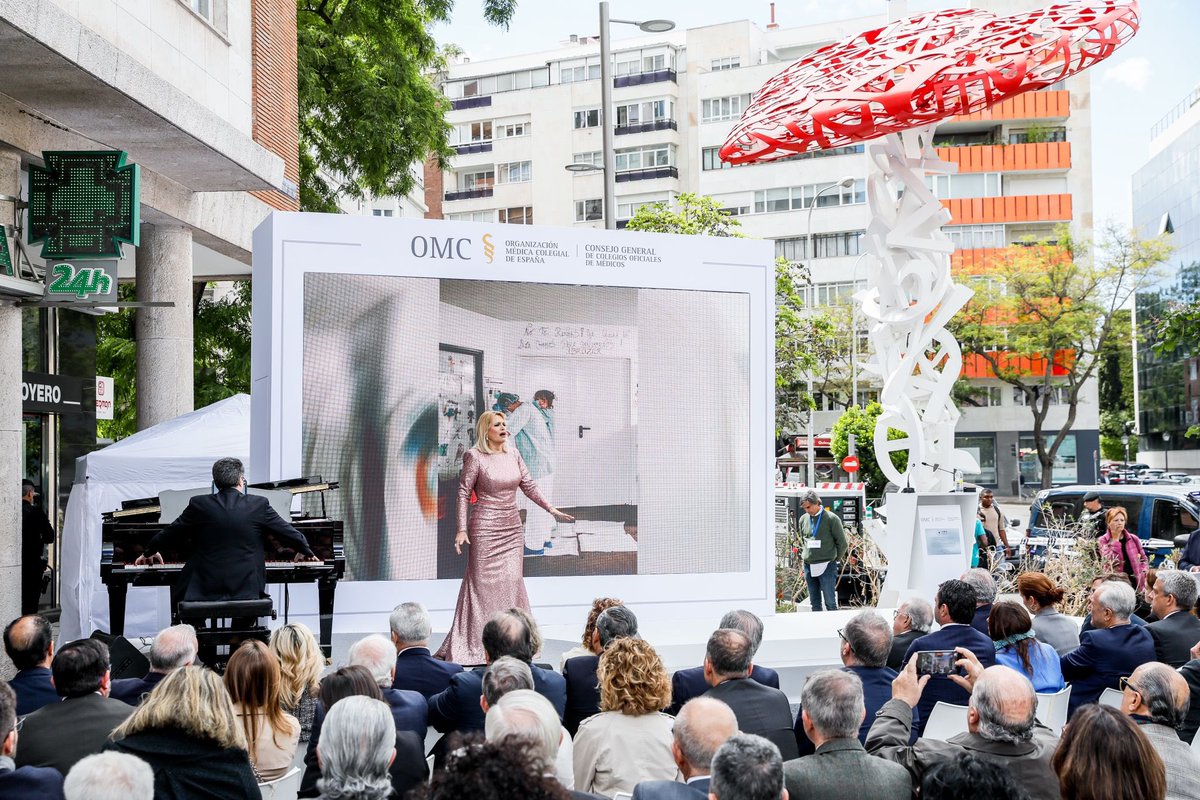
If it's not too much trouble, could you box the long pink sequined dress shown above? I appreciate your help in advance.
[434,446,555,665]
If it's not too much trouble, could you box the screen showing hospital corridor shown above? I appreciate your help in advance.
[301,275,751,582]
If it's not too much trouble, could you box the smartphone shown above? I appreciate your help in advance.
[915,650,958,676]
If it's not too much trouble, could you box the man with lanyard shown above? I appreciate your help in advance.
[798,489,848,612]
[497,390,561,555]
[976,489,1011,566]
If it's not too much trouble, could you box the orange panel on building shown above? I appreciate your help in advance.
[951,90,1070,123]
[943,194,1072,225]
[962,351,1076,379]
[936,142,1071,173]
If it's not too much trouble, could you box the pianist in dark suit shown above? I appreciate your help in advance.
[136,457,317,602]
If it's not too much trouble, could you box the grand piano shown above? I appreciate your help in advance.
[101,477,345,658]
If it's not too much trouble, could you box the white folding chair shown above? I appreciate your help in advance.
[1099,687,1124,708]
[1035,685,1072,734]
[922,701,970,742]
[258,766,302,800]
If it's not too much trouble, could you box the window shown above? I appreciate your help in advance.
[927,172,1002,199]
[497,118,531,138]
[617,194,669,220]
[561,63,601,83]
[498,206,533,225]
[753,181,866,213]
[1013,385,1071,406]
[964,386,1003,407]
[614,144,676,172]
[446,210,494,222]
[702,95,750,123]
[497,161,532,183]
[702,147,732,171]
[450,121,493,145]
[956,435,997,484]
[774,232,864,260]
[1008,126,1067,144]
[575,199,603,222]
[719,205,750,217]
[802,280,866,307]
[446,68,549,98]
[457,168,494,191]
[574,108,601,129]
[616,99,672,127]
[615,52,669,76]
[1019,434,1077,485]
[371,209,394,217]
[187,0,212,19]
[573,151,603,168]
[944,224,1006,250]
[711,56,741,71]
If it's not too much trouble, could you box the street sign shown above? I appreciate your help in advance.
[842,455,860,472]
[43,260,117,303]
[27,150,140,260]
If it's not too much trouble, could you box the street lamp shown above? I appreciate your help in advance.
[805,175,856,485]
[1121,434,1130,468]
[1163,431,1171,472]
[849,251,872,410]
[599,3,675,230]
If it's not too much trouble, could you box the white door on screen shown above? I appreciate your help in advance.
[515,356,635,509]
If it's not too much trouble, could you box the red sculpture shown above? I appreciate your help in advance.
[720,1,1140,164]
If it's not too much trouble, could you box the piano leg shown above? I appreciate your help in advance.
[109,583,129,637]
[317,575,336,661]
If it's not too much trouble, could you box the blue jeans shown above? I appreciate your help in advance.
[804,561,839,612]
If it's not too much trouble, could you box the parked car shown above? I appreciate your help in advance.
[1165,472,1193,483]
[1180,475,1200,486]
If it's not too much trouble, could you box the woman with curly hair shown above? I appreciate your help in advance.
[1052,703,1166,800]
[559,597,624,668]
[415,737,569,800]
[572,637,677,796]
[988,601,1064,692]
[269,622,324,742]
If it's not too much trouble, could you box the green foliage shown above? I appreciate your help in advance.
[624,193,746,238]
[297,0,517,212]
[829,402,907,495]
[1099,410,1138,461]
[1097,308,1137,456]
[96,283,137,440]
[1152,296,1200,438]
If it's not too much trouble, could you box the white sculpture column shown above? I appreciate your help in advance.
[0,150,24,656]
[136,223,194,430]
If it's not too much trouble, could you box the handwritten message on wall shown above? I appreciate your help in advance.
[516,323,636,358]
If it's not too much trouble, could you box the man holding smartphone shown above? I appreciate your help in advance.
[798,490,848,612]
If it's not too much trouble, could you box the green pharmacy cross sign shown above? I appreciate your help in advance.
[27,151,140,260]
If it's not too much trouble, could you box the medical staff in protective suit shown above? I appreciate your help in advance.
[495,390,559,554]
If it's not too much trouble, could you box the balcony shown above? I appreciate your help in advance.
[444,187,494,201]
[614,69,676,88]
[452,96,492,111]
[936,141,1071,173]
[452,141,493,155]
[614,119,678,136]
[951,90,1070,123]
[942,194,1072,225]
[615,165,679,183]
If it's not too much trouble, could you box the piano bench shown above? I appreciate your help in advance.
[178,599,275,620]
[177,599,277,672]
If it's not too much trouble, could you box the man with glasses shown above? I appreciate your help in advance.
[797,490,848,612]
[887,599,933,671]
[1117,663,1200,799]
[0,682,64,796]
[1060,580,1155,717]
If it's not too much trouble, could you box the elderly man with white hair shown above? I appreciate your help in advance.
[389,601,463,697]
[1147,570,1200,667]
[109,624,198,706]
[64,752,154,800]
[485,689,597,799]
[1060,579,1156,716]
[346,634,428,737]
[1119,661,1200,800]
[315,696,396,800]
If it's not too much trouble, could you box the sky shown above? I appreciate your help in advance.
[432,0,1199,233]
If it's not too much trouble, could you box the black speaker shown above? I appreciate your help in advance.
[90,630,150,680]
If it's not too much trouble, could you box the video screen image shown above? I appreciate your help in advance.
[301,275,751,581]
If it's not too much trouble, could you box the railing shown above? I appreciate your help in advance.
[1151,85,1200,140]
[451,96,492,111]
[452,141,493,155]
[614,119,678,136]
[614,69,676,88]
[615,165,678,182]
[444,187,494,201]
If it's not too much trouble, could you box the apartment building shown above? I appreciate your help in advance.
[427,4,1098,491]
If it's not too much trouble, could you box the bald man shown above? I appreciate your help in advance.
[632,697,739,799]
[1121,662,1200,799]
[865,652,1060,800]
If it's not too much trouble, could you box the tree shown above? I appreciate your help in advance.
[830,402,906,495]
[297,0,517,211]
[950,224,1170,488]
[1097,309,1137,460]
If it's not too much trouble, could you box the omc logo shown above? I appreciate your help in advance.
[482,233,495,264]
[410,236,472,260]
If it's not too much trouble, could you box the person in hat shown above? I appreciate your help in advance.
[21,480,54,615]
[1080,492,1106,540]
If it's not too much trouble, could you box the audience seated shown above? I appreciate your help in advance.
[563,605,638,735]
[299,665,427,799]
[866,651,1059,800]
[573,637,678,796]
[632,696,737,799]
[64,752,154,800]
[417,737,571,800]
[886,599,932,671]
[1117,661,1200,800]
[428,608,566,737]
[558,597,624,669]
[988,601,1064,692]
[1061,580,1156,716]
[110,624,198,706]
[17,638,132,775]
[3,614,57,715]
[902,579,997,735]
[709,733,788,800]
[1017,572,1079,655]
[482,657,575,788]
[389,602,463,698]
[313,696,395,800]
[485,689,600,799]
[919,752,1029,800]
[0,681,65,798]
[784,669,911,800]
[104,665,259,797]
[960,568,997,635]
[1051,703,1167,800]
[224,639,299,782]
[269,622,324,743]
[669,609,779,715]
[1079,574,1149,633]
[348,634,428,737]
[702,629,798,760]
[1146,570,1200,667]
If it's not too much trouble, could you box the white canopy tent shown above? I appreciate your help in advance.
[59,395,253,642]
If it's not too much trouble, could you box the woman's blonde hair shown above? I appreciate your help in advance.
[475,410,507,455]
[113,665,248,752]
[225,640,296,763]
[269,623,323,710]
[597,637,671,716]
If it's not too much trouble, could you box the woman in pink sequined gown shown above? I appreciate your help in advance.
[434,410,573,664]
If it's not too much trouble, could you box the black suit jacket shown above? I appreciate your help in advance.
[563,655,601,736]
[668,663,779,715]
[971,604,993,636]
[393,646,463,698]
[8,667,58,716]
[1179,658,1200,744]
[1147,611,1200,668]
[903,625,997,735]
[887,631,922,671]
[15,693,132,774]
[109,671,168,706]
[0,764,65,799]
[428,663,567,734]
[147,488,313,602]
[705,677,798,760]
[632,777,710,799]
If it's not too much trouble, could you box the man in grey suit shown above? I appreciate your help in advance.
[633,697,738,799]
[703,630,798,760]
[1119,662,1200,800]
[784,669,911,799]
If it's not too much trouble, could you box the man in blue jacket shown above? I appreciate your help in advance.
[0,683,63,799]
[3,615,57,716]
[669,609,780,715]
[1061,579,1156,717]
